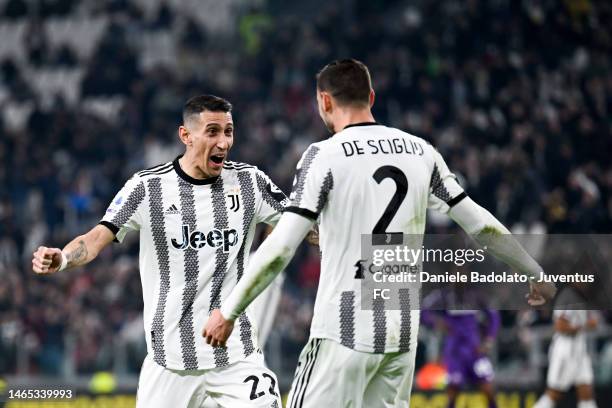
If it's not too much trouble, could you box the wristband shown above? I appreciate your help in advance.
[58,251,68,272]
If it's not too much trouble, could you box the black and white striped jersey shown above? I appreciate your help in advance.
[285,123,466,354]
[100,156,288,370]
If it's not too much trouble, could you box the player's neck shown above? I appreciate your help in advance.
[334,109,376,133]
[178,153,213,180]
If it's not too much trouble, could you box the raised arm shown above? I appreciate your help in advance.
[33,170,145,275]
[32,224,115,274]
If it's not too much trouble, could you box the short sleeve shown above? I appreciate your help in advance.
[254,170,290,225]
[427,147,466,214]
[99,175,146,242]
[285,144,334,220]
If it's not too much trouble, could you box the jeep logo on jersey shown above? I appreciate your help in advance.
[171,225,239,252]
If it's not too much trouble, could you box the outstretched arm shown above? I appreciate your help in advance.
[448,197,556,304]
[203,212,314,347]
[32,224,115,274]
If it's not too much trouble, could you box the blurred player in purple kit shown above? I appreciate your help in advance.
[422,307,500,408]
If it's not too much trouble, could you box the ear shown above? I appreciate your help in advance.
[321,91,333,113]
[178,126,191,147]
[369,89,375,108]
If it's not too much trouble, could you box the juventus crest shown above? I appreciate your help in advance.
[227,187,241,212]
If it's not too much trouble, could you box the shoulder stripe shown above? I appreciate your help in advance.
[138,163,172,176]
[138,162,169,174]
[138,161,172,174]
[139,162,173,176]
[223,162,256,170]
[139,166,174,179]
[224,160,255,167]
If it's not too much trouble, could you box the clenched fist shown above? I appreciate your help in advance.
[32,246,63,274]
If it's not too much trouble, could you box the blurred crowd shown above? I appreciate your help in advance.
[0,0,611,379]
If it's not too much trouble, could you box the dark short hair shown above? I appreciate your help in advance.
[316,59,372,107]
[183,94,232,124]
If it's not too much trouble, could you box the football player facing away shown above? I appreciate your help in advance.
[33,95,286,408]
[533,310,599,408]
[205,59,555,407]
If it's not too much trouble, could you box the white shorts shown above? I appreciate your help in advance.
[547,337,594,391]
[286,338,416,408]
[136,352,281,408]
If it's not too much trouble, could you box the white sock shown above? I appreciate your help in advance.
[533,394,555,408]
[578,400,597,408]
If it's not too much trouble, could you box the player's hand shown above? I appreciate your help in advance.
[203,309,234,348]
[32,246,63,274]
[526,280,556,306]
[305,225,319,246]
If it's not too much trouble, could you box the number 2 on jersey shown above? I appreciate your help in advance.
[372,166,408,237]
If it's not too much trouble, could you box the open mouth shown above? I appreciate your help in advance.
[210,154,225,165]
